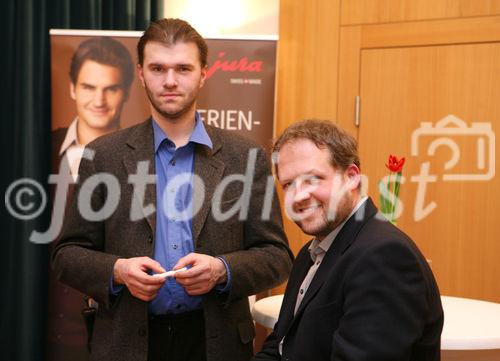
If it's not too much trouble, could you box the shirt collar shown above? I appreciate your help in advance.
[152,112,213,152]
[58,117,81,156]
[308,196,368,261]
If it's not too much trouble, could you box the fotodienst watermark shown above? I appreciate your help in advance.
[4,115,495,244]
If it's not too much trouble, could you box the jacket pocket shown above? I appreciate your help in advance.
[237,320,256,344]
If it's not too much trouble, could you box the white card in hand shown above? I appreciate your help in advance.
[152,267,188,279]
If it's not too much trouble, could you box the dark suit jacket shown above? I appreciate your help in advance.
[254,198,443,361]
[52,119,293,361]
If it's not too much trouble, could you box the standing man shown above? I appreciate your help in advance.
[254,120,443,361]
[48,37,134,361]
[52,18,293,361]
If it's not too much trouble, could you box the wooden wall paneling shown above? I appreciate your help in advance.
[357,42,500,302]
[276,0,342,260]
[337,26,362,138]
[341,0,462,25]
[361,15,500,49]
[276,0,341,136]
[341,0,500,25]
[337,16,500,301]
[460,0,500,17]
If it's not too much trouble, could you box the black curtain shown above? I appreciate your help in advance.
[0,1,162,360]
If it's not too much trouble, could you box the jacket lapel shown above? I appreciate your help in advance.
[192,126,225,247]
[285,198,379,333]
[277,248,313,333]
[122,119,157,239]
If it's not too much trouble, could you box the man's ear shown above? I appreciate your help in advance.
[137,63,145,87]
[69,82,76,100]
[199,65,208,88]
[345,164,361,190]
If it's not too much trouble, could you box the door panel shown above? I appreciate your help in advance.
[358,42,500,301]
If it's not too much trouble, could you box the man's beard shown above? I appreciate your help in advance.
[298,192,353,239]
[145,85,197,121]
[297,211,337,239]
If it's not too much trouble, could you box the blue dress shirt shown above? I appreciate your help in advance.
[149,113,230,315]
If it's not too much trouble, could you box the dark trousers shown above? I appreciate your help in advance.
[148,309,206,361]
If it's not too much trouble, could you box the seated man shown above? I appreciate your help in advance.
[253,119,443,361]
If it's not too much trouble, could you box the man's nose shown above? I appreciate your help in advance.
[164,69,177,88]
[93,89,106,106]
[292,183,311,203]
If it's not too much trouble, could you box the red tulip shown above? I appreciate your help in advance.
[385,155,405,173]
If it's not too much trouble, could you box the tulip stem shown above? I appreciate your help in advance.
[392,172,402,222]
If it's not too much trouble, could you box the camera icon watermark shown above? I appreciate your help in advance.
[411,114,495,181]
[410,114,495,221]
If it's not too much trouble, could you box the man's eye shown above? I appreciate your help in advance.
[305,176,320,185]
[311,176,320,183]
[106,86,120,93]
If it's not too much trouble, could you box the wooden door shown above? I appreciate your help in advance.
[338,17,500,302]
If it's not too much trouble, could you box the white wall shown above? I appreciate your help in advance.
[163,0,279,37]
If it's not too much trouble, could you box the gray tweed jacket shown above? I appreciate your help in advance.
[52,119,293,361]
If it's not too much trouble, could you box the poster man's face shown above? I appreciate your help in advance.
[138,41,207,121]
[70,60,128,131]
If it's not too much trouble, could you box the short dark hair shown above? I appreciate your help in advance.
[69,37,134,91]
[273,119,361,171]
[137,18,208,67]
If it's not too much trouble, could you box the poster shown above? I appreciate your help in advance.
[50,30,277,149]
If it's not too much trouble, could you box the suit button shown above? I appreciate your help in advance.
[138,327,147,337]
[147,236,153,243]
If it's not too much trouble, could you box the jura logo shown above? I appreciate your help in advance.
[206,51,263,79]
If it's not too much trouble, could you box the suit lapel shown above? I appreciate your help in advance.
[192,127,225,246]
[122,119,157,238]
[286,198,379,333]
[277,248,313,333]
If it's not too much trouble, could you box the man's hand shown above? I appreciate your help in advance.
[173,253,227,296]
[113,257,166,301]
